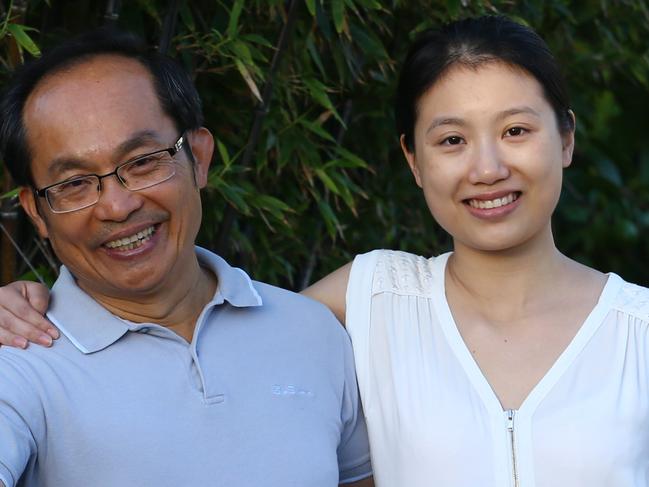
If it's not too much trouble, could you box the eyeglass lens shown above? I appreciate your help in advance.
[46,151,177,213]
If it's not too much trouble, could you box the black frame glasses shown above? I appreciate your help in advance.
[34,133,186,214]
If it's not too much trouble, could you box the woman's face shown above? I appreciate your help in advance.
[402,62,574,253]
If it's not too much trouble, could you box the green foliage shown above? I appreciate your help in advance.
[1,0,648,288]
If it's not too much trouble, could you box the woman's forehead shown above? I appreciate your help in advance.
[415,62,548,120]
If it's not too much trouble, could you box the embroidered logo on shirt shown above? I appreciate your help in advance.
[271,384,314,398]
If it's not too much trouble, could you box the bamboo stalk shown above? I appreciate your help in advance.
[214,0,300,256]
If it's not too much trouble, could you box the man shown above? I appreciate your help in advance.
[0,28,372,487]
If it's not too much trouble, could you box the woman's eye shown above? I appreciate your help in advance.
[441,136,464,146]
[505,127,527,137]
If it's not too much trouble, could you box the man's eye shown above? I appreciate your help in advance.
[124,153,171,174]
[53,178,94,194]
[441,136,464,146]
[130,155,160,170]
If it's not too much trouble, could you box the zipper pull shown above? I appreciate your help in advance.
[506,409,515,431]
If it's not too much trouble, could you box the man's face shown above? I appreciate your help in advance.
[19,55,213,301]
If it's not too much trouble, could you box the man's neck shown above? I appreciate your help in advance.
[79,257,218,343]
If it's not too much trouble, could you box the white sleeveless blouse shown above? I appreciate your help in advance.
[346,250,649,487]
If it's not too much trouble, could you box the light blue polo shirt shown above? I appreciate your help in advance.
[0,247,371,487]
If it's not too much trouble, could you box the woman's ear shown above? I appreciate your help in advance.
[401,134,423,188]
[562,110,576,168]
[19,187,49,239]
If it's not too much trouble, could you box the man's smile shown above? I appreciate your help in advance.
[104,224,156,250]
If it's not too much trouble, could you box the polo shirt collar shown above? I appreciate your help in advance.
[46,246,263,354]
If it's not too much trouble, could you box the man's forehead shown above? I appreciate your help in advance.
[29,54,154,102]
[23,54,173,178]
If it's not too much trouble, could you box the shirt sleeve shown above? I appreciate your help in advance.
[336,325,372,483]
[345,250,381,402]
[0,352,44,487]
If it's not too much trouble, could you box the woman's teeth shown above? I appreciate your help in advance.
[468,192,518,209]
[105,226,155,250]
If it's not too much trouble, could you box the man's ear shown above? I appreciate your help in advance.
[188,127,214,189]
[562,110,576,168]
[400,134,422,188]
[19,187,49,239]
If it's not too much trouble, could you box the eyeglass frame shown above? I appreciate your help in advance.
[33,133,187,214]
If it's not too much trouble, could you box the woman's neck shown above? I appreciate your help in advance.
[447,225,571,315]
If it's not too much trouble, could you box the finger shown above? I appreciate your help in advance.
[2,299,56,336]
[0,307,55,347]
[20,281,51,315]
[0,284,58,339]
[0,325,28,349]
[19,282,58,339]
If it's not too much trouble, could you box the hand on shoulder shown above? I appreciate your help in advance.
[0,280,57,348]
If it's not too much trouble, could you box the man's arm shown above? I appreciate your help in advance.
[0,281,57,347]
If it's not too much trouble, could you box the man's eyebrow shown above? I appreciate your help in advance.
[46,157,90,179]
[46,130,163,180]
[115,130,163,160]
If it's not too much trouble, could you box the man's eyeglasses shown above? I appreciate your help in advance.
[34,133,186,214]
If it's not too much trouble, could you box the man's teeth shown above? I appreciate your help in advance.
[105,226,155,250]
[468,193,518,209]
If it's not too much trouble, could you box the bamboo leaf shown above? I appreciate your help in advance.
[227,0,245,38]
[303,78,344,125]
[332,0,345,34]
[323,157,366,169]
[241,33,274,48]
[7,24,41,57]
[235,59,263,102]
[255,194,293,212]
[305,0,316,16]
[316,197,339,238]
[216,139,231,167]
[334,146,369,168]
[315,168,341,194]
[306,36,326,77]
[179,3,196,30]
[299,119,336,143]
[1,187,19,199]
[230,40,254,64]
[216,183,251,214]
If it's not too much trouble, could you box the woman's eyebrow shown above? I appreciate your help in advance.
[426,117,465,135]
[496,106,541,120]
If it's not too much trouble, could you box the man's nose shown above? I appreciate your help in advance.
[93,175,144,222]
[467,139,510,185]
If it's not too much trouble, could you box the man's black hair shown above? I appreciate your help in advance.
[0,26,204,186]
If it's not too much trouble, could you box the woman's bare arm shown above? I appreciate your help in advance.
[301,262,352,325]
[0,281,57,347]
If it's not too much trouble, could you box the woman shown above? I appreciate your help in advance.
[304,16,649,486]
[2,15,648,487]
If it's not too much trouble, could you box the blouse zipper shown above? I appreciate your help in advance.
[506,409,520,487]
